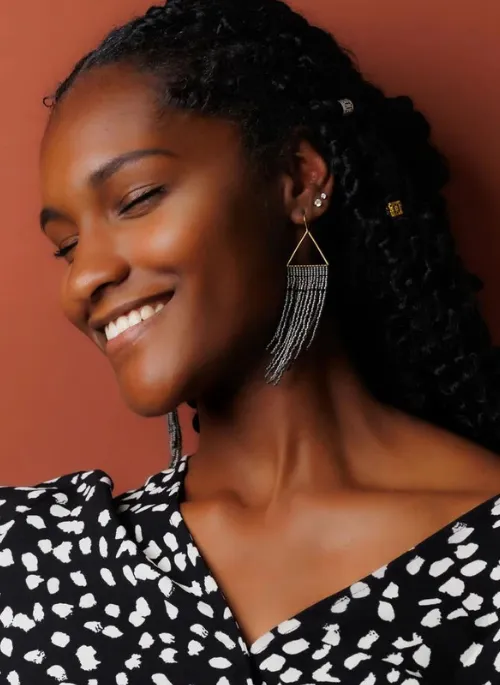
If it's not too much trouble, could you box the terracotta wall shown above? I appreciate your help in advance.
[0,0,498,492]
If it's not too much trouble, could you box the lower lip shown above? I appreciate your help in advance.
[104,308,166,358]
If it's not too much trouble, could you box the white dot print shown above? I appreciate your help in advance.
[0,456,499,682]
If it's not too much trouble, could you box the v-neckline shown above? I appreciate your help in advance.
[167,454,500,654]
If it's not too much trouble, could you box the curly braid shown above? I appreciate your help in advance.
[48,0,500,450]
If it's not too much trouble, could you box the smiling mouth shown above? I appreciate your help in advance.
[104,302,166,342]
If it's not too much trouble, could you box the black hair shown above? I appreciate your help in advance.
[48,0,500,450]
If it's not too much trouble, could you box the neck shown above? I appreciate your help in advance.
[189,334,483,507]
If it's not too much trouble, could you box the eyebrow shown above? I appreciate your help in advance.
[40,207,65,233]
[40,148,177,232]
[89,147,177,187]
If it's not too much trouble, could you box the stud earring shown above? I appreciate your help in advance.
[265,210,329,385]
[314,192,328,209]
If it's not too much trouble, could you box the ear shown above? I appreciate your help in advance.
[281,139,334,225]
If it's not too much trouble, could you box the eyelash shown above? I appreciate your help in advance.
[53,242,77,260]
[53,186,167,260]
[119,185,167,215]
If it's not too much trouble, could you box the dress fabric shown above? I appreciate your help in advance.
[1,455,500,684]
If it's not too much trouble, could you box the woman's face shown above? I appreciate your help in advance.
[40,64,289,416]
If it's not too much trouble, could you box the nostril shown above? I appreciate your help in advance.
[90,281,114,305]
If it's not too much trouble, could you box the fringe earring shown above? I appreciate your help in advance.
[265,208,329,385]
[167,409,183,468]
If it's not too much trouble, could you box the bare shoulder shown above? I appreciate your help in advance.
[390,412,500,514]
[411,418,500,512]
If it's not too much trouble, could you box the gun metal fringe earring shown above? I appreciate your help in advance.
[167,409,183,468]
[265,206,329,385]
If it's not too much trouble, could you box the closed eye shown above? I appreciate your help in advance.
[119,185,167,217]
[53,186,168,261]
[54,240,78,261]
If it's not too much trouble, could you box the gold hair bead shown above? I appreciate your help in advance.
[387,200,404,218]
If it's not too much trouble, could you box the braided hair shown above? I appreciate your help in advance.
[48,0,500,450]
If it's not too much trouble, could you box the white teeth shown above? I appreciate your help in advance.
[107,322,118,341]
[128,310,142,327]
[104,302,167,342]
[140,305,155,321]
[116,316,129,333]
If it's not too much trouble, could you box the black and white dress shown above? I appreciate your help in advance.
[1,454,500,684]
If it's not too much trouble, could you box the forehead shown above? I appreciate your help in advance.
[40,64,244,195]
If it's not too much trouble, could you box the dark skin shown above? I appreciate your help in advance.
[41,64,500,645]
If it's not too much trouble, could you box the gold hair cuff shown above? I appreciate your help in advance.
[387,200,404,218]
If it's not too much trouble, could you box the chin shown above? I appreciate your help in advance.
[121,393,173,418]
[114,362,190,418]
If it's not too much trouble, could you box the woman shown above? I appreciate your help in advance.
[1,0,500,682]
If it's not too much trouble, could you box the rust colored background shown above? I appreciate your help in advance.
[0,1,498,492]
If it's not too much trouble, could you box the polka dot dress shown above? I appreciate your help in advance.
[1,455,500,683]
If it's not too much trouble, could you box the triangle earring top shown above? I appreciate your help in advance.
[287,211,329,267]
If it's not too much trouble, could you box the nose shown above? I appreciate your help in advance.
[64,230,130,323]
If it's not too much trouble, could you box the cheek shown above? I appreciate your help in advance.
[142,184,282,343]
[114,220,281,415]
[182,220,285,369]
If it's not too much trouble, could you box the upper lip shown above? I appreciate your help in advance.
[89,292,173,331]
